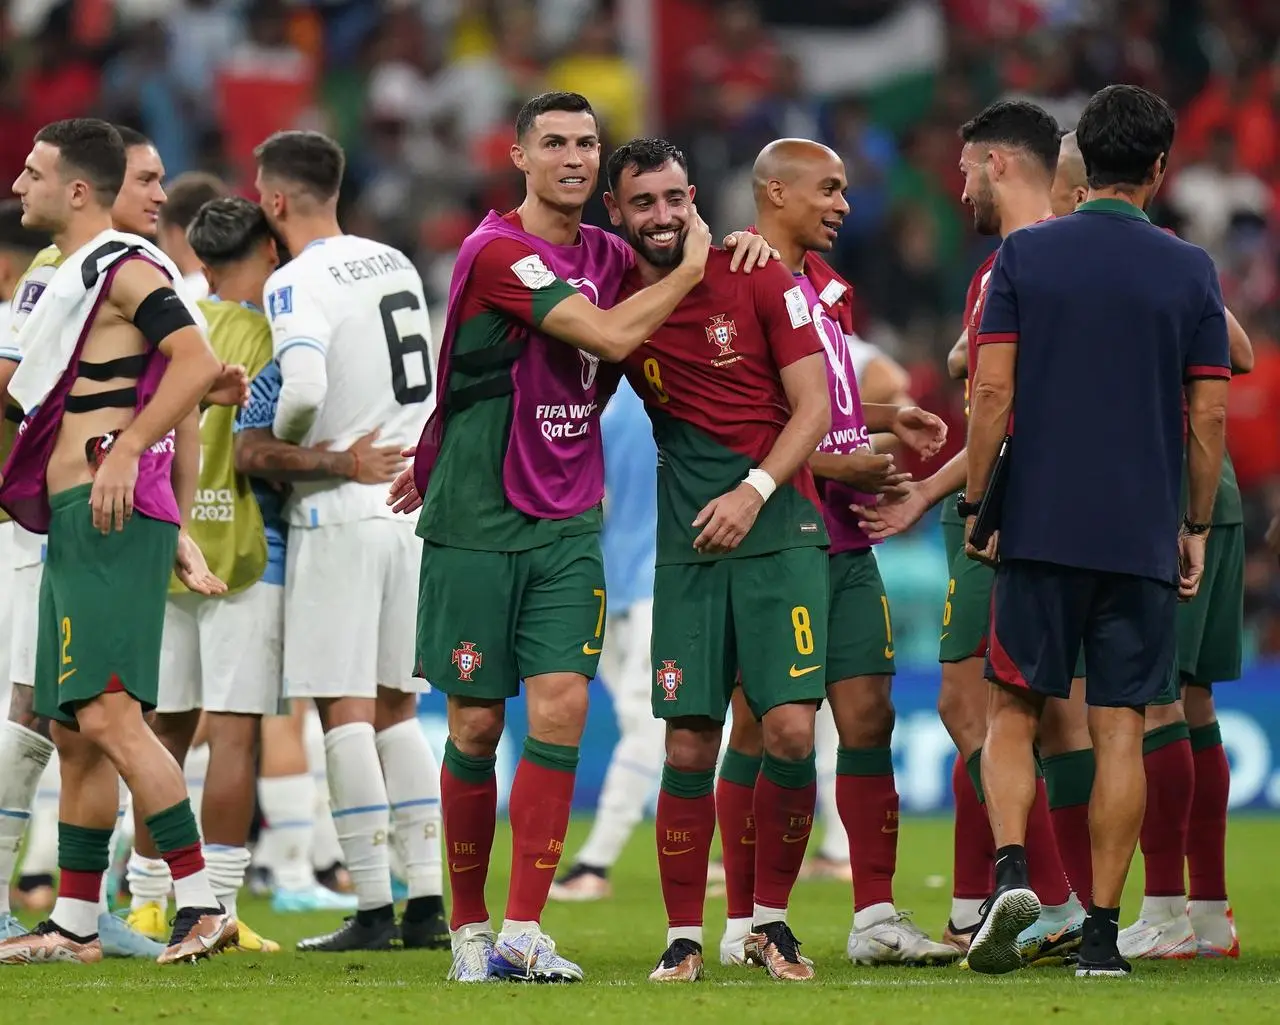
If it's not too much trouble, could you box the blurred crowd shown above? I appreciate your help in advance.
[2,0,1280,653]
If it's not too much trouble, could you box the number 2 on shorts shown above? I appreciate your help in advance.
[61,617,72,664]
[791,605,813,655]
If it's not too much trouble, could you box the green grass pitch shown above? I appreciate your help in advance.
[3,815,1278,1022]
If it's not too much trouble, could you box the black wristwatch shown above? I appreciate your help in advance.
[956,496,982,519]
[1182,517,1211,536]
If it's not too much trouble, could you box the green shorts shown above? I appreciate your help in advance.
[938,521,1085,676]
[36,484,177,725]
[827,548,895,682]
[1177,523,1244,687]
[651,546,829,722]
[417,534,605,699]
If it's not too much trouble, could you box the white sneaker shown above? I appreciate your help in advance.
[489,927,584,982]
[1187,902,1239,958]
[1117,913,1197,960]
[719,917,751,966]
[847,911,962,966]
[447,924,496,982]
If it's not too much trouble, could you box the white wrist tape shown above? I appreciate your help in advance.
[742,467,776,502]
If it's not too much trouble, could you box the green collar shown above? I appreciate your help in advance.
[1075,197,1150,222]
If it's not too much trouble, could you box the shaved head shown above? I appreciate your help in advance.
[753,138,841,201]
[1051,130,1089,216]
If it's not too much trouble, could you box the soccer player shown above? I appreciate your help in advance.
[854,102,1085,959]
[155,172,230,300]
[550,379,664,903]
[385,94,772,984]
[253,129,447,953]
[0,128,222,960]
[122,196,286,954]
[962,84,1229,978]
[710,139,955,969]
[1052,130,1248,960]
[0,118,235,965]
[598,138,829,983]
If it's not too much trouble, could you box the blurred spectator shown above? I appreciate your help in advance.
[546,9,641,146]
[1168,128,1272,261]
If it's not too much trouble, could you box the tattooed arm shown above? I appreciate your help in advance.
[233,427,405,484]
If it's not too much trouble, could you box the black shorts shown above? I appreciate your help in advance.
[986,558,1176,708]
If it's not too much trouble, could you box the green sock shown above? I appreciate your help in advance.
[57,822,114,872]
[1143,721,1191,756]
[835,746,893,776]
[661,764,715,799]
[719,748,762,788]
[443,739,496,783]
[761,750,817,789]
[1041,748,1096,809]
[145,798,201,854]
[522,736,579,773]
[1189,722,1222,752]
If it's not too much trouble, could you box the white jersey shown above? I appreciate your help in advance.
[264,233,436,528]
[182,270,210,301]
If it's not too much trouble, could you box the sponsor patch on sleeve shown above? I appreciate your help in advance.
[267,285,293,318]
[511,254,555,290]
[783,285,812,329]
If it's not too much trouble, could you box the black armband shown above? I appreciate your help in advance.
[133,287,195,348]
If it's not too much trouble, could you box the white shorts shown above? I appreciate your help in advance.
[283,517,426,699]
[159,581,284,715]
[0,521,11,706]
[7,525,44,688]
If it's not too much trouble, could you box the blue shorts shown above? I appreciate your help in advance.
[986,558,1176,708]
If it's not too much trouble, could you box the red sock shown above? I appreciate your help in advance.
[753,755,817,912]
[441,743,497,930]
[834,747,897,911]
[162,841,204,881]
[1141,728,1194,897]
[58,868,103,903]
[657,767,716,928]
[1188,729,1230,901]
[1050,803,1093,905]
[1025,778,1072,906]
[714,772,757,920]
[505,741,577,922]
[952,757,994,900]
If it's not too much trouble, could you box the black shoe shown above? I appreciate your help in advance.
[554,863,606,886]
[297,915,399,952]
[1075,950,1132,977]
[649,938,704,981]
[745,921,815,980]
[966,885,1041,976]
[400,911,450,950]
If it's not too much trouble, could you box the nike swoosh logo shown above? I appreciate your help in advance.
[739,837,756,845]
[1044,926,1072,944]
[198,920,227,950]
[940,632,949,641]
[789,664,822,678]
[881,825,899,834]
[451,863,482,874]
[876,936,902,951]
[781,833,810,844]
[581,642,602,655]
[534,858,559,870]
[57,669,76,685]
[661,847,695,856]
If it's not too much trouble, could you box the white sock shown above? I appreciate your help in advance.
[324,722,392,910]
[667,925,703,946]
[204,844,251,919]
[50,896,99,938]
[753,902,786,927]
[127,851,172,911]
[853,901,897,931]
[184,743,209,836]
[375,719,442,900]
[576,713,664,869]
[1188,899,1228,916]
[814,705,848,862]
[171,863,220,912]
[306,711,344,871]
[1140,894,1186,922]
[20,749,60,877]
[501,918,539,937]
[723,916,751,941]
[258,773,317,891]
[0,722,54,915]
[950,897,985,930]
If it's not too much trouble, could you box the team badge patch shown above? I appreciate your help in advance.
[451,641,484,681]
[511,254,555,290]
[657,659,683,701]
[16,278,46,316]
[267,285,293,318]
[705,314,738,358]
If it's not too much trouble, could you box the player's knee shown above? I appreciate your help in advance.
[1143,699,1185,730]
[373,687,418,731]
[1182,683,1216,727]
[449,705,504,757]
[665,723,720,773]
[937,675,984,745]
[761,703,817,762]
[526,675,589,745]
[727,712,763,755]
[831,677,894,747]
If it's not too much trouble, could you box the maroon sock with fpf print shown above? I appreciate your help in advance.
[441,740,497,930]
[505,738,578,923]
[656,765,716,935]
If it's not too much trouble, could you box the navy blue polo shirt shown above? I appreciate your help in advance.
[976,198,1230,585]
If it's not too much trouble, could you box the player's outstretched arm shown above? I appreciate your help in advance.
[946,329,967,381]
[862,402,947,458]
[1226,306,1253,374]
[809,449,910,494]
[234,426,404,485]
[853,449,967,540]
[541,207,712,362]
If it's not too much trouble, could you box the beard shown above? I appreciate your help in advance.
[971,179,1000,236]
[625,221,687,268]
